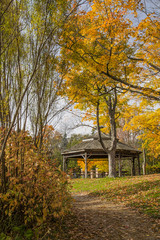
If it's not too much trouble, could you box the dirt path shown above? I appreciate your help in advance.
[64,193,160,240]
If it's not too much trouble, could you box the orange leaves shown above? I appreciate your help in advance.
[0,129,72,237]
[1,156,72,228]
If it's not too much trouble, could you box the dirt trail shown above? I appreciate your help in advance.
[64,193,160,240]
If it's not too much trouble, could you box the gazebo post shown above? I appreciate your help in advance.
[118,154,122,177]
[142,148,146,175]
[84,152,88,179]
[63,156,67,172]
[137,155,141,175]
[132,157,136,176]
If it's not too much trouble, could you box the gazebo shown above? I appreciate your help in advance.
[61,132,142,178]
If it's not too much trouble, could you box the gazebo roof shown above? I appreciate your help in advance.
[62,132,141,159]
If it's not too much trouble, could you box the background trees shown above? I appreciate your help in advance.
[0,0,84,191]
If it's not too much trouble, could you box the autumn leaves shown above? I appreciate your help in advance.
[60,0,160,176]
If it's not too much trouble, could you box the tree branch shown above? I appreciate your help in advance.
[101,71,160,101]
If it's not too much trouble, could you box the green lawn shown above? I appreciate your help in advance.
[71,174,160,218]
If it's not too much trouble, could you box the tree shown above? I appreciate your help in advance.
[60,0,160,177]
[60,0,144,177]
[0,0,84,192]
[60,0,160,102]
[0,0,25,192]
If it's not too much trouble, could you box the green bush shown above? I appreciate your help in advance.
[146,162,160,174]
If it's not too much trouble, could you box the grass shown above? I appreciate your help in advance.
[71,174,160,218]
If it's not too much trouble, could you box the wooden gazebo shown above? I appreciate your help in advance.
[62,132,142,178]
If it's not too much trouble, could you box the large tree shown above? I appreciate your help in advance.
[60,0,140,177]
[60,0,160,177]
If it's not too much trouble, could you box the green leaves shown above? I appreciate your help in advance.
[0,233,12,240]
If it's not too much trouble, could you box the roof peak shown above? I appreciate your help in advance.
[83,131,110,142]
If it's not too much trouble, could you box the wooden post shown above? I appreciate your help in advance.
[142,148,146,175]
[66,158,68,173]
[137,155,141,175]
[118,154,122,177]
[90,169,94,179]
[132,157,135,176]
[84,152,88,179]
[63,156,66,172]
[81,168,84,178]
[96,168,98,178]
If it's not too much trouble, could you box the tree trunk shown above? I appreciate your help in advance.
[107,90,117,178]
[108,148,116,177]
[1,151,6,192]
[0,13,6,192]
[97,87,117,178]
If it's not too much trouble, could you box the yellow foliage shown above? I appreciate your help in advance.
[77,159,108,172]
[60,0,160,164]
[124,108,160,158]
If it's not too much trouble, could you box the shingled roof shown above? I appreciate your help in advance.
[62,132,141,159]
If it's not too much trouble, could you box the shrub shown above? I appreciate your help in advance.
[0,152,71,239]
[146,162,160,174]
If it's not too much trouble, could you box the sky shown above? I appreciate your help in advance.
[56,107,93,137]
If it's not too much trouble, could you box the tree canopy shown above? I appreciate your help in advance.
[59,0,160,176]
